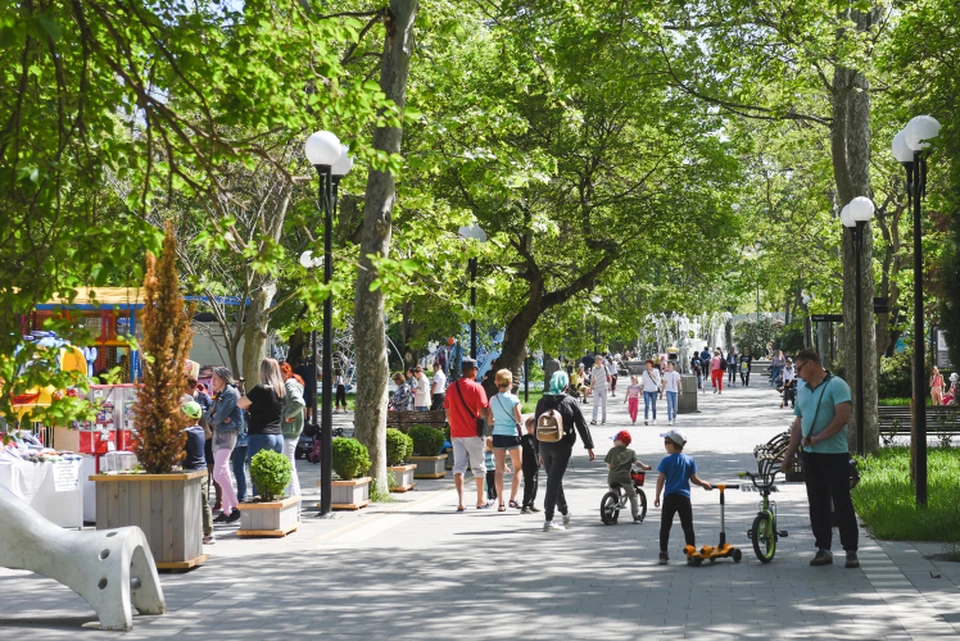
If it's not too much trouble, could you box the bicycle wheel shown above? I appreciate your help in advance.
[637,489,647,522]
[600,491,621,525]
[751,512,776,563]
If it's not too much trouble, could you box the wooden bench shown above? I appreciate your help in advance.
[386,410,447,433]
[878,405,960,444]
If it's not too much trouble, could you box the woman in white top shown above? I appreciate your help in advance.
[662,361,682,426]
[641,359,662,425]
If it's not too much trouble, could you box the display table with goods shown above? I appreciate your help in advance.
[0,432,84,528]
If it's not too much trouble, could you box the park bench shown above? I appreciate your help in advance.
[877,405,960,444]
[386,409,447,433]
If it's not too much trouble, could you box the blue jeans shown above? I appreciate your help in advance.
[231,444,248,502]
[771,366,782,386]
[247,434,284,497]
[643,391,658,420]
[666,391,678,422]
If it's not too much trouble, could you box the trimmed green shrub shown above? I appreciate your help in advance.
[386,428,414,466]
[408,424,444,456]
[878,352,913,399]
[331,437,371,480]
[250,449,292,501]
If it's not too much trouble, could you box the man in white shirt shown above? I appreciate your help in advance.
[589,356,610,425]
[413,366,430,410]
[430,361,447,410]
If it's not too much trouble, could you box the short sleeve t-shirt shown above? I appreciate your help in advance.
[605,445,637,483]
[591,366,608,390]
[414,375,430,406]
[432,370,447,395]
[443,378,489,438]
[246,384,283,435]
[625,384,642,399]
[795,375,852,454]
[657,452,698,498]
[662,371,681,393]
[490,391,521,436]
[642,369,661,393]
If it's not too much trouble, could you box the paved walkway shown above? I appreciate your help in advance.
[2,381,960,640]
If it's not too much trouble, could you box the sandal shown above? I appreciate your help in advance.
[509,500,521,509]
[498,504,506,512]
[456,505,465,512]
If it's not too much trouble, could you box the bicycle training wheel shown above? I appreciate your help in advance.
[600,491,620,525]
[751,513,776,563]
[637,489,647,522]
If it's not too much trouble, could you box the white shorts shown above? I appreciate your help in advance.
[452,437,486,476]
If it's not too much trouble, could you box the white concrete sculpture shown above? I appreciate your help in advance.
[0,482,165,631]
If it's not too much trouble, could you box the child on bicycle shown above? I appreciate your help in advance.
[654,429,711,564]
[605,430,652,524]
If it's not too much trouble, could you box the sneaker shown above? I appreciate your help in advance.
[213,512,229,523]
[543,521,566,532]
[203,533,216,545]
[601,421,606,425]
[632,516,643,524]
[845,552,860,569]
[590,420,597,425]
[810,549,833,566]
[521,506,532,514]
[658,552,669,565]
[226,509,242,523]
[644,420,649,426]
[528,505,541,513]
[562,512,572,525]
[651,420,657,426]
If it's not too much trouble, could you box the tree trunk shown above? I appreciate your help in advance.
[831,15,879,454]
[483,285,543,397]
[241,280,276,388]
[353,0,417,496]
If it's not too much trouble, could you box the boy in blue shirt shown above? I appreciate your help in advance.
[654,429,711,565]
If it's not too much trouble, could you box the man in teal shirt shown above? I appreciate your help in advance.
[782,348,859,569]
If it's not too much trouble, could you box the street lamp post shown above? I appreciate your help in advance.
[458,224,487,359]
[304,131,350,518]
[591,295,602,354]
[841,197,876,457]
[893,115,940,507]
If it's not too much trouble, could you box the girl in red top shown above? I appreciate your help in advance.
[710,350,723,394]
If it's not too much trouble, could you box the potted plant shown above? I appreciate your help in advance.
[386,428,415,492]
[329,437,371,509]
[91,223,208,569]
[408,425,446,479]
[238,449,301,538]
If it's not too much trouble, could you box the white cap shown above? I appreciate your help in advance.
[660,429,687,447]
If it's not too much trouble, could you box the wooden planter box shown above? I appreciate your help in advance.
[388,464,416,492]
[91,470,207,570]
[445,449,455,470]
[324,477,370,510]
[410,455,446,479]
[237,495,301,538]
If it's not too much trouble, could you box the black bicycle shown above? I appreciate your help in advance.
[741,458,788,563]
[600,464,648,524]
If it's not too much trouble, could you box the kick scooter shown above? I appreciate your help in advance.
[684,483,742,565]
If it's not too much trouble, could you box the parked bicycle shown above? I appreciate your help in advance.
[741,458,788,563]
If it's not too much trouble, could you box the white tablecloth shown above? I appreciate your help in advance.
[0,453,83,528]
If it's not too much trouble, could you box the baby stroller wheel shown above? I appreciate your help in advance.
[600,491,620,525]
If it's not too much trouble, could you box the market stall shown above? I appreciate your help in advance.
[0,433,83,528]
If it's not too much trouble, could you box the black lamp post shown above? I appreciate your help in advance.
[893,115,940,507]
[591,295,602,354]
[304,131,352,518]
[841,196,876,457]
[458,224,487,360]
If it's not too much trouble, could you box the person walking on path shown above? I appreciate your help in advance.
[781,348,859,569]
[739,348,753,386]
[606,352,619,398]
[206,366,243,523]
[391,371,413,411]
[412,366,430,410]
[181,401,215,545]
[662,361,682,426]
[535,371,596,532]
[443,358,491,511]
[589,356,610,425]
[771,350,786,387]
[726,348,738,388]
[691,352,704,390]
[489,369,524,511]
[654,429,711,565]
[710,350,724,394]
[279,362,306,500]
[238,358,286,498]
[430,361,447,411]
[520,417,541,513]
[931,366,945,406]
[641,359,662,425]
[624,375,642,424]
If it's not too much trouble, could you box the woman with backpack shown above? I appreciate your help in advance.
[534,371,596,532]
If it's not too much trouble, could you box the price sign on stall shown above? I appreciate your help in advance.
[52,460,80,492]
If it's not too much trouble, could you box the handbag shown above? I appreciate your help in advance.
[454,380,485,438]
